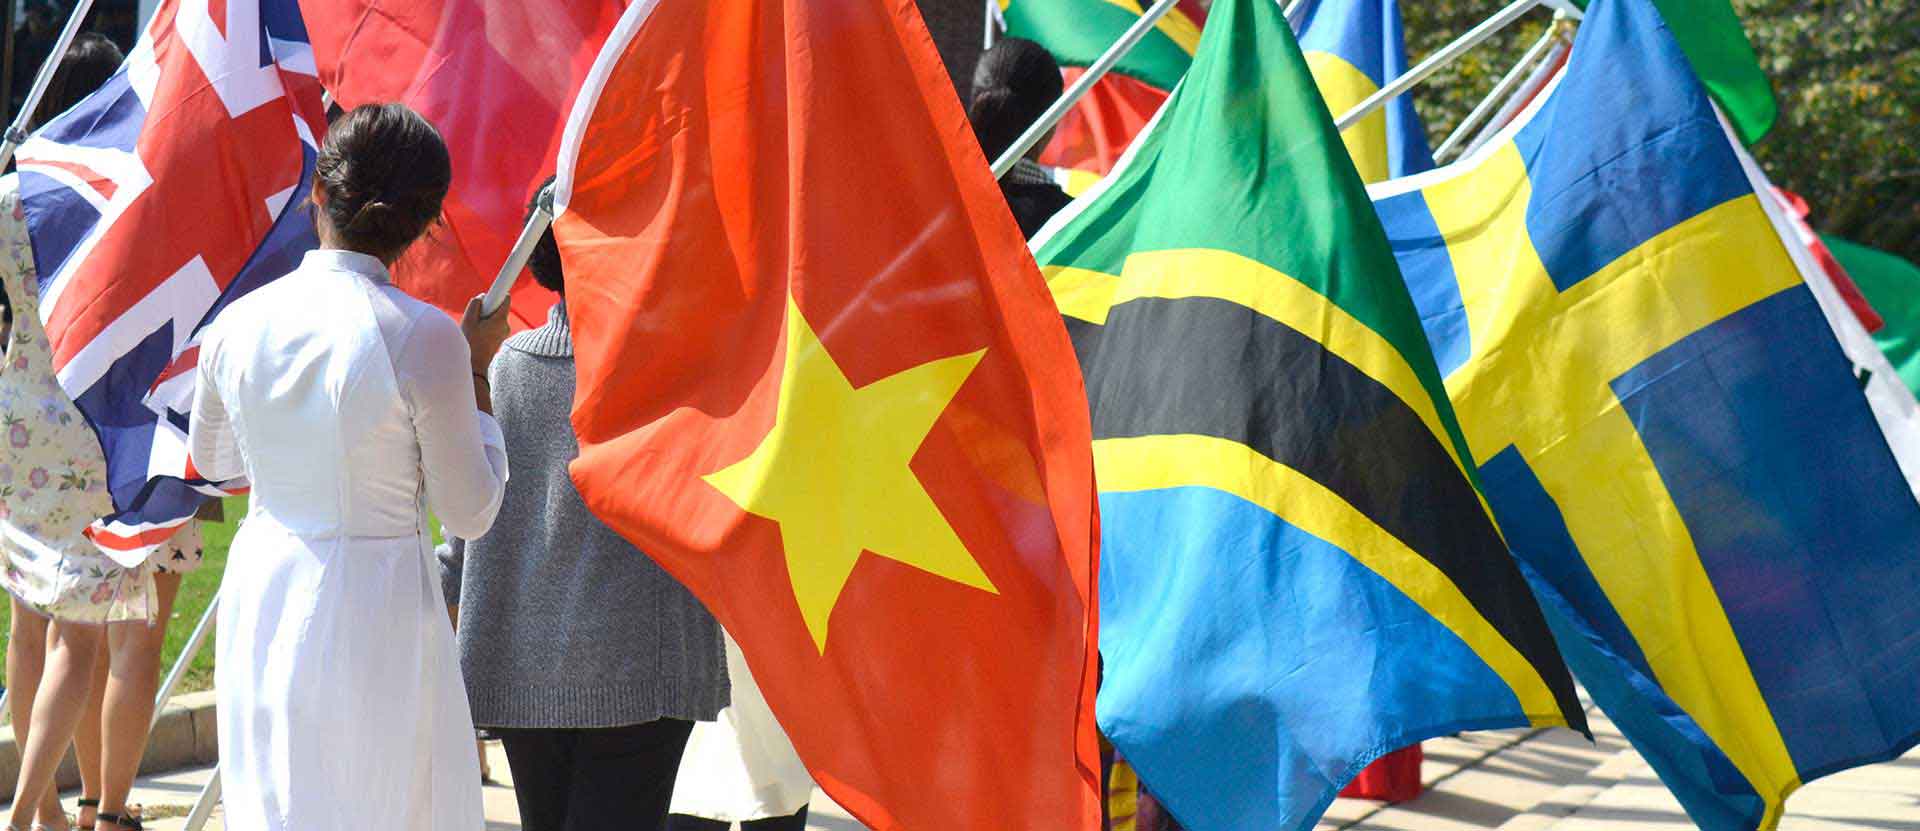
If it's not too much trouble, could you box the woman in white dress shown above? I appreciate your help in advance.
[668,633,815,831]
[187,102,511,830]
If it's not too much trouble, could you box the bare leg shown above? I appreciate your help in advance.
[6,601,66,828]
[8,620,103,831]
[71,646,108,829]
[94,574,180,830]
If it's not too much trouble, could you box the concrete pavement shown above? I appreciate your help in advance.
[37,709,1920,830]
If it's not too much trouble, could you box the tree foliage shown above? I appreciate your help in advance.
[1401,0,1918,262]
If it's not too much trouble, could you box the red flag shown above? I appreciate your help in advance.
[1038,68,1170,176]
[296,0,628,327]
[552,1,1101,828]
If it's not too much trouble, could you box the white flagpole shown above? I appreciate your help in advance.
[0,0,100,171]
[181,769,221,831]
[1434,22,1562,162]
[1281,0,1310,29]
[990,0,1183,179]
[1462,27,1571,155]
[1334,0,1543,134]
[150,590,219,729]
[983,0,999,50]
[479,183,557,318]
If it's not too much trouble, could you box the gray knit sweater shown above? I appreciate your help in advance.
[439,302,728,728]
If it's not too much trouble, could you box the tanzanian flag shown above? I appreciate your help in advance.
[1368,0,1920,827]
[1032,0,1584,827]
[1295,0,1434,183]
[1000,0,1205,90]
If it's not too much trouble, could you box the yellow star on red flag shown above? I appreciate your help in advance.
[705,299,999,653]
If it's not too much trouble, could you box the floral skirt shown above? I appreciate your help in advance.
[0,528,155,625]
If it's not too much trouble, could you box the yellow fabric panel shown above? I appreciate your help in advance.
[1093,433,1571,724]
[1420,140,1803,815]
[1044,264,1123,325]
[1108,758,1140,831]
[1304,51,1390,184]
[1095,0,1204,54]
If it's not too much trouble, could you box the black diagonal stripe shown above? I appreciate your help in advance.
[1074,296,1584,730]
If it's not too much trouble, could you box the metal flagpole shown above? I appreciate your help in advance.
[1462,24,1570,155]
[1434,22,1561,162]
[479,182,557,318]
[1281,0,1310,29]
[989,0,1182,179]
[1334,0,1543,134]
[150,589,218,729]
[181,768,220,831]
[0,0,99,171]
[982,0,998,50]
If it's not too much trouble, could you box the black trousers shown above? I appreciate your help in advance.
[666,805,810,831]
[495,719,695,831]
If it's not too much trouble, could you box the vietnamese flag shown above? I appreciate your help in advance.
[297,0,629,327]
[551,1,1102,829]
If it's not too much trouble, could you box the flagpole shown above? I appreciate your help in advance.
[0,0,100,171]
[479,183,557,318]
[1434,22,1561,161]
[150,590,218,729]
[1281,0,1309,28]
[990,0,1183,179]
[182,769,220,831]
[1462,25,1570,155]
[1334,0,1542,134]
[982,0,998,50]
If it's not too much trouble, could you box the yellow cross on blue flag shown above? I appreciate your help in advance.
[1369,1,1920,828]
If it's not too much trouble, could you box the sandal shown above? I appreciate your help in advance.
[94,814,140,831]
[74,799,98,831]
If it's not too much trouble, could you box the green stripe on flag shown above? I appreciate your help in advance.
[1002,0,1197,90]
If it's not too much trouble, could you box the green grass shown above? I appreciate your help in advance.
[1,497,242,695]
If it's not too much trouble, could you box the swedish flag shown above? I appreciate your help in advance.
[1295,0,1434,183]
[1033,0,1583,826]
[1370,0,1920,828]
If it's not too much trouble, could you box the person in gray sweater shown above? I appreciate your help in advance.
[439,187,728,830]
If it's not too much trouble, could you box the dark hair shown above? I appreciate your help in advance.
[967,38,1063,162]
[315,103,452,262]
[526,177,562,294]
[32,32,123,129]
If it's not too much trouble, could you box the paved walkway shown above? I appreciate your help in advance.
[53,711,1920,829]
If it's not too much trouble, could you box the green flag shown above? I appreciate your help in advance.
[1031,0,1583,825]
[1828,235,1920,397]
[1575,0,1776,143]
[999,0,1204,90]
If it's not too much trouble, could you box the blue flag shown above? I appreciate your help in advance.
[1370,0,1920,827]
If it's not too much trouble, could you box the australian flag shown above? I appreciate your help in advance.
[14,0,325,563]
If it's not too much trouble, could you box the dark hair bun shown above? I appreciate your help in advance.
[315,103,452,261]
[968,38,1063,160]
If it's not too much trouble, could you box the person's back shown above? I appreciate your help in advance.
[443,188,727,830]
[189,102,510,831]
[203,254,496,539]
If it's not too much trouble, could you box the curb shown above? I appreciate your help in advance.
[0,691,217,797]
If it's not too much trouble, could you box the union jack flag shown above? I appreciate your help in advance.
[15,0,325,562]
